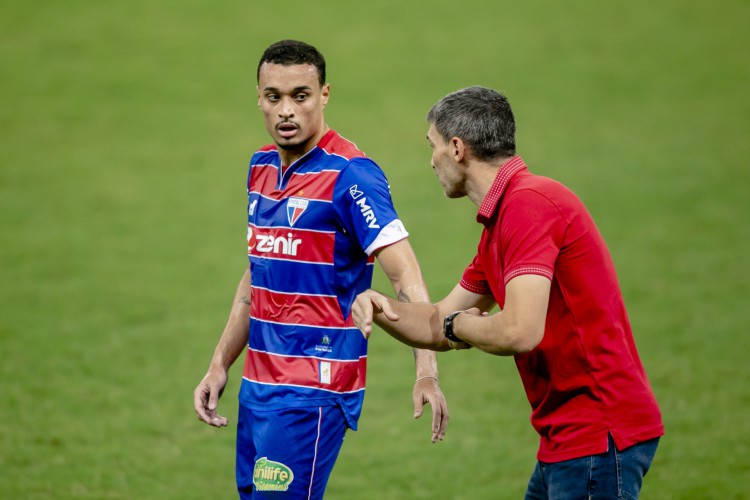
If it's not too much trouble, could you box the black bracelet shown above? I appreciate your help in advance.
[443,311,465,343]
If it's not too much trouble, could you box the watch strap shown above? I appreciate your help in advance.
[443,310,465,343]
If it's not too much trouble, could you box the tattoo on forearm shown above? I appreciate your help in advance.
[240,296,251,306]
[397,290,411,303]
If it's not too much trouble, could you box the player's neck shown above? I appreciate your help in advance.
[278,125,330,169]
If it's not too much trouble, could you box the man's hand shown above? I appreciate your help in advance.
[193,369,229,427]
[352,289,399,338]
[413,376,449,443]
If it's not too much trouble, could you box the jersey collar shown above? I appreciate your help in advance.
[277,130,337,186]
[316,129,337,150]
[476,156,527,225]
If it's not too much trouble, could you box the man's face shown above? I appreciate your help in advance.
[427,123,466,198]
[257,63,329,157]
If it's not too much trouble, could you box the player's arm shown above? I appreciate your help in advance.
[193,267,251,427]
[374,238,448,442]
[448,274,550,355]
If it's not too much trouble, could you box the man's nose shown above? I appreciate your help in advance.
[279,96,294,118]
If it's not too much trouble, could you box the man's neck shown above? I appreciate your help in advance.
[464,157,512,207]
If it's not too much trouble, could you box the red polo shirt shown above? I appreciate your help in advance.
[461,156,663,462]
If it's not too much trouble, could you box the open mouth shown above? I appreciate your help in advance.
[277,122,298,139]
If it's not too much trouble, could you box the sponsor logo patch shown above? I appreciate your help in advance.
[253,457,294,492]
[354,197,380,229]
[319,361,332,385]
[315,335,333,354]
[247,227,302,256]
[348,185,380,229]
[349,185,364,200]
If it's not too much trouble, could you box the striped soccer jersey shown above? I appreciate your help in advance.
[240,130,408,429]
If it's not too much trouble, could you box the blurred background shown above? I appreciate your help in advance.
[1,1,748,498]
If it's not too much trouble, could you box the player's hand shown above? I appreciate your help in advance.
[352,289,399,338]
[193,369,229,427]
[447,339,473,350]
[413,376,449,443]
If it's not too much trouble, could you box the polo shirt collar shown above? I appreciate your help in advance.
[476,156,527,225]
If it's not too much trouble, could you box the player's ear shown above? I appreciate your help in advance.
[256,86,261,107]
[321,83,330,108]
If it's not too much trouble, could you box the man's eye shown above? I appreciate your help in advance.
[294,94,308,101]
[266,95,279,102]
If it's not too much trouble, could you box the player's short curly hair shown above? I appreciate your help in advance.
[428,86,516,162]
[257,40,326,87]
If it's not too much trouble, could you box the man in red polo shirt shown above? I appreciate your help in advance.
[353,86,663,499]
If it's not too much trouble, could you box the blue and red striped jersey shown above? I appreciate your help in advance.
[239,130,408,429]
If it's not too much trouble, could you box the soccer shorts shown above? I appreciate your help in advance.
[236,403,347,499]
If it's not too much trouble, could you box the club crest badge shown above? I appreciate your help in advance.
[287,198,308,227]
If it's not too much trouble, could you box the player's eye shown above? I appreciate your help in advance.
[294,93,308,101]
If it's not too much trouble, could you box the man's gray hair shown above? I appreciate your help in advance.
[427,86,516,161]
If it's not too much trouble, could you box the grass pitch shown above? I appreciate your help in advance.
[1,1,748,498]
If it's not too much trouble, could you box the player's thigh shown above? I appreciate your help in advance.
[237,404,347,499]
[236,404,258,494]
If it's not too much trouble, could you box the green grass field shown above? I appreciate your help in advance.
[1,1,748,498]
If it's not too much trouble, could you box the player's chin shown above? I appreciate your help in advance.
[276,138,300,150]
[274,132,302,146]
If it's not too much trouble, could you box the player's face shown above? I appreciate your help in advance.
[257,63,329,162]
[427,123,466,198]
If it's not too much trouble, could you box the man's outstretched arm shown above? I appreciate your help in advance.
[355,275,548,356]
[353,283,493,350]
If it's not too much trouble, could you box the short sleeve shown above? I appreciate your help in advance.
[501,189,564,284]
[460,240,492,295]
[332,158,406,254]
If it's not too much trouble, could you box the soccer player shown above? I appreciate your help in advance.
[353,86,664,499]
[192,40,448,498]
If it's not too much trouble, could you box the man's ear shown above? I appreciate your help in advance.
[451,137,466,163]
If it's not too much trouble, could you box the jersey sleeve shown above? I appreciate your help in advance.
[460,251,493,295]
[500,189,565,284]
[332,158,408,255]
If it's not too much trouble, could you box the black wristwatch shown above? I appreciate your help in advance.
[443,311,465,343]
